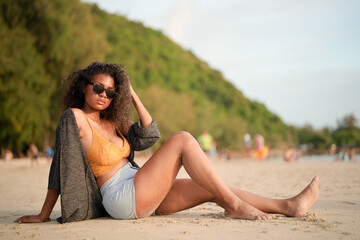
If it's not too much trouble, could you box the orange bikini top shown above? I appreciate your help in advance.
[84,114,130,177]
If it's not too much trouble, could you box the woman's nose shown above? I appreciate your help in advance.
[99,91,107,98]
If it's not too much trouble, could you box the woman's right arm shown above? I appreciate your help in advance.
[14,189,59,223]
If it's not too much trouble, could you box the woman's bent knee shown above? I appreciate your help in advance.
[173,131,193,139]
[174,131,199,151]
[172,131,197,146]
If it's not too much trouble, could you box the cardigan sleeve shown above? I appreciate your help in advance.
[127,119,160,151]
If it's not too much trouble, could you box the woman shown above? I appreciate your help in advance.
[15,62,319,223]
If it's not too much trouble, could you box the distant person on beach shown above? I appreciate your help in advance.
[254,133,264,152]
[284,147,296,162]
[337,148,356,162]
[28,143,39,165]
[336,148,351,162]
[197,131,213,157]
[243,133,252,159]
[253,133,269,160]
[349,148,356,161]
[208,139,218,159]
[329,144,337,155]
[283,147,302,162]
[45,145,54,164]
[4,149,13,162]
[15,62,319,224]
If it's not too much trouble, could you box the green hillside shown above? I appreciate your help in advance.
[0,0,289,153]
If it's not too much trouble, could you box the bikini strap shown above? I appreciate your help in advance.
[82,111,122,139]
[111,122,124,139]
[81,111,95,131]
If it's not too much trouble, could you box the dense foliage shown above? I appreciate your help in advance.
[0,0,358,155]
[289,114,360,152]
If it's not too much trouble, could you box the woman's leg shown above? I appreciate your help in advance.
[156,176,319,217]
[134,131,270,220]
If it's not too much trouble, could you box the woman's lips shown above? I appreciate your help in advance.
[97,99,106,105]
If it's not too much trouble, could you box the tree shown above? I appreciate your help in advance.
[0,20,54,152]
[332,114,360,147]
[336,113,358,130]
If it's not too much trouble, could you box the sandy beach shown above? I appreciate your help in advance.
[1,157,359,240]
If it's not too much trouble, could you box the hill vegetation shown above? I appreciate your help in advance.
[0,0,358,156]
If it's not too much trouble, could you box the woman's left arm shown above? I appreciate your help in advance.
[130,84,152,128]
[126,83,160,150]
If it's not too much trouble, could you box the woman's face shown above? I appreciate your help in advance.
[83,74,116,111]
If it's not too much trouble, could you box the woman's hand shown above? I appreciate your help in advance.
[14,214,50,223]
[14,189,59,223]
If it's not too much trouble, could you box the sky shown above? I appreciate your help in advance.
[83,0,360,129]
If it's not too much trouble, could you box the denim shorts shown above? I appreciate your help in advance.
[100,162,139,220]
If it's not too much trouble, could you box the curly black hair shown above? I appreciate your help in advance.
[62,62,131,135]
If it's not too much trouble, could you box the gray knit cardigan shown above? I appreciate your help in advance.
[48,108,160,223]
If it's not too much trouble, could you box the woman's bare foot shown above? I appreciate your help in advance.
[225,201,273,220]
[286,176,320,217]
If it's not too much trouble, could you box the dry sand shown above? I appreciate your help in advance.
[0,157,359,240]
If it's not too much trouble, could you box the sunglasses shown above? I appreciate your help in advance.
[87,81,117,99]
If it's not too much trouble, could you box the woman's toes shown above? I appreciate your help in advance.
[256,215,266,220]
[259,214,274,220]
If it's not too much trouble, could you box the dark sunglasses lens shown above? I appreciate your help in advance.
[105,90,116,99]
[92,83,116,99]
[92,84,105,94]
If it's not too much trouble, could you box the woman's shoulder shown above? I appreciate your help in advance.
[69,108,84,118]
[60,108,83,117]
[69,108,87,127]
